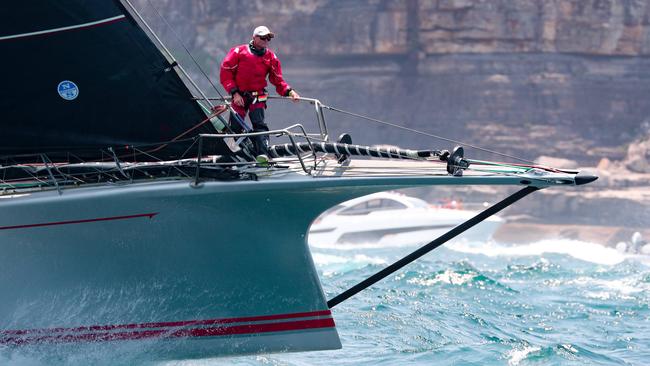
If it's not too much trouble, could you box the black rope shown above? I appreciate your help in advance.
[269,142,443,160]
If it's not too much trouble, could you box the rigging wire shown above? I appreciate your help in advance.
[0,4,545,189]
[136,2,534,166]
[122,0,214,108]
[207,95,537,166]
[142,0,257,149]
[318,103,536,165]
[144,0,226,101]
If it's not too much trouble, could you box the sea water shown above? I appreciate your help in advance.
[220,239,649,366]
[3,239,649,365]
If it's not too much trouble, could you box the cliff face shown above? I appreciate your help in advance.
[145,0,650,57]
[418,0,650,56]
[137,0,650,165]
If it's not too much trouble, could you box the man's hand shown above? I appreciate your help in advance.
[233,92,245,107]
[289,90,300,102]
[211,105,228,115]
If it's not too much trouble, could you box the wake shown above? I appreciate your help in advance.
[447,238,650,266]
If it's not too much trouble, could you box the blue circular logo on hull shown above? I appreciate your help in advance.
[57,80,79,100]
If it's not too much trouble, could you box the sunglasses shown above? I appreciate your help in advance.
[258,35,272,41]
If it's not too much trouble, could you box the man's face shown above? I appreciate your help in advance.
[253,35,271,48]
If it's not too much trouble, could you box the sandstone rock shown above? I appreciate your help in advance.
[137,0,650,57]
[486,74,510,83]
[623,137,650,173]
[596,157,611,170]
[137,0,650,168]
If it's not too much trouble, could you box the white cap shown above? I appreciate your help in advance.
[253,26,274,38]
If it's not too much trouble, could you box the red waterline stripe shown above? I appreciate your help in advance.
[0,309,332,337]
[0,15,126,42]
[0,213,158,231]
[2,318,336,346]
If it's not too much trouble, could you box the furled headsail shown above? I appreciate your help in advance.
[0,1,230,161]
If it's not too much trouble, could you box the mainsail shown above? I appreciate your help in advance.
[0,1,229,161]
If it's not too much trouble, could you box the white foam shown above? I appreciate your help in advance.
[448,239,627,265]
[407,269,475,286]
[311,253,386,266]
[309,238,425,250]
[570,276,648,299]
[506,345,541,365]
[311,253,388,277]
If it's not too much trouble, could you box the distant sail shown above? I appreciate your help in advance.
[0,1,230,161]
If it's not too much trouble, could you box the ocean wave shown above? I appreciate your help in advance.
[447,239,628,265]
[506,345,542,365]
[309,239,425,250]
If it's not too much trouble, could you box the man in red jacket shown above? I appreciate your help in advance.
[220,26,300,156]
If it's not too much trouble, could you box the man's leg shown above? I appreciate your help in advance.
[249,103,269,156]
[228,103,248,133]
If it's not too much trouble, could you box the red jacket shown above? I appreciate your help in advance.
[220,43,291,97]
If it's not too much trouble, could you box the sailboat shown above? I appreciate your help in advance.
[0,0,596,360]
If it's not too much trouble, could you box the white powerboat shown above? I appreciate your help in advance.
[309,192,503,246]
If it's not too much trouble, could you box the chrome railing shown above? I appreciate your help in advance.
[208,96,330,142]
[194,122,321,185]
[267,96,329,141]
[1,97,332,193]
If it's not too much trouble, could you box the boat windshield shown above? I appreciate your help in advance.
[338,199,408,215]
[403,196,430,209]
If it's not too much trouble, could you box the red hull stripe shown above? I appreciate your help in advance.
[0,213,158,231]
[0,309,332,336]
[1,315,335,346]
[0,15,126,41]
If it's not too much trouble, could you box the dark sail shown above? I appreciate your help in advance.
[0,1,229,161]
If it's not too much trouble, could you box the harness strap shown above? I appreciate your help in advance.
[245,90,268,104]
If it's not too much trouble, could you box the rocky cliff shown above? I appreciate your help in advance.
[137,0,650,164]
[142,0,650,57]
[134,0,650,226]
